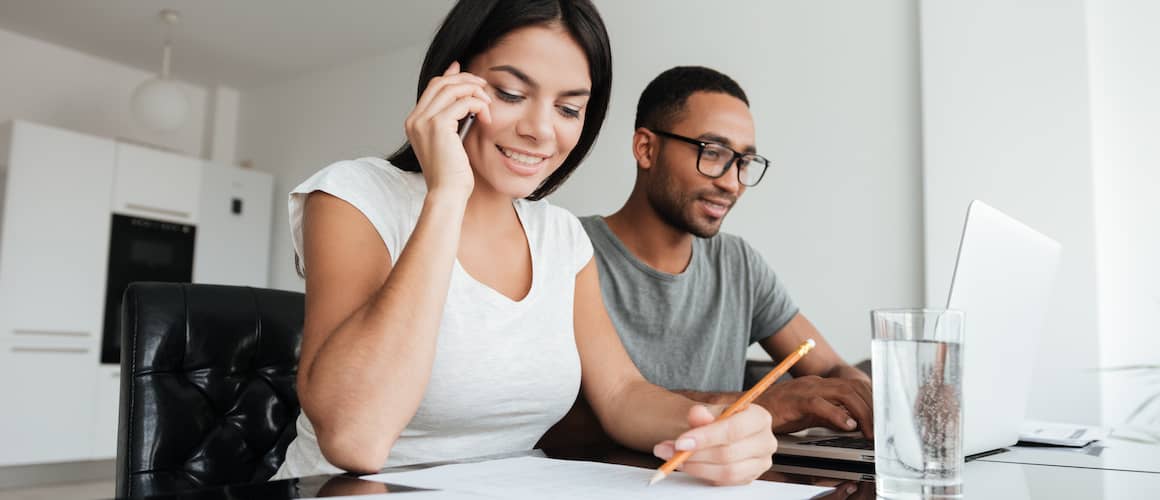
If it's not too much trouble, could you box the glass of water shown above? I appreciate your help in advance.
[871,308,965,499]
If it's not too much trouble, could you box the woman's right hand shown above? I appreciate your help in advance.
[652,405,778,486]
[403,61,493,199]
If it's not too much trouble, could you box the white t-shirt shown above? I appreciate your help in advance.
[273,158,591,479]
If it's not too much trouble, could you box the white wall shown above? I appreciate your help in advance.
[0,28,208,156]
[238,45,426,292]
[241,1,923,367]
[1086,0,1160,428]
[920,0,1102,423]
[205,86,241,164]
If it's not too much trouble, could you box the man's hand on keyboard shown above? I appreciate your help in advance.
[755,375,874,438]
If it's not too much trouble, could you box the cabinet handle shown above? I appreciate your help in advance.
[11,346,90,354]
[12,329,91,337]
[124,203,191,219]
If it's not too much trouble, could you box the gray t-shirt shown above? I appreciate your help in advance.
[580,216,799,392]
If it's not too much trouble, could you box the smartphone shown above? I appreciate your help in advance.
[457,113,476,141]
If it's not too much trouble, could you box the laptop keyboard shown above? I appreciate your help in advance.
[806,436,875,450]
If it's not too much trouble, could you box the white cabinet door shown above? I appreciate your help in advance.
[112,142,202,224]
[0,122,114,344]
[0,340,99,466]
[91,365,121,459]
[193,163,274,287]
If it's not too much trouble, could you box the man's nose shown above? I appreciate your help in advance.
[712,159,743,195]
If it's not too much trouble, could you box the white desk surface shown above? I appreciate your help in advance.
[978,436,1160,474]
[963,459,1160,499]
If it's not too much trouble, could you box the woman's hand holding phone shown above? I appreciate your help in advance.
[403,61,492,200]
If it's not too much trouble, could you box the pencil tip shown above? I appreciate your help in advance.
[806,338,816,348]
[648,471,665,486]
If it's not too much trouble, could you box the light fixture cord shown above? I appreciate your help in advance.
[160,10,177,79]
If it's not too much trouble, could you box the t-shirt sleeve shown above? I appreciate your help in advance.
[568,212,595,275]
[288,160,415,274]
[744,239,799,345]
[544,206,594,275]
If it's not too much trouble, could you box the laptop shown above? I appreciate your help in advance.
[777,200,1063,463]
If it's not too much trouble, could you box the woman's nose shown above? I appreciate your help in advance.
[516,103,554,144]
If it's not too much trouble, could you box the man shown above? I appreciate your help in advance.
[546,66,873,447]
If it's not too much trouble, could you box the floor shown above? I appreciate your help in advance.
[0,480,113,500]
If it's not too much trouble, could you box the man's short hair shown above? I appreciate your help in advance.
[634,66,749,131]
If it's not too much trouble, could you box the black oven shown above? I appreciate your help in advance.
[100,214,196,364]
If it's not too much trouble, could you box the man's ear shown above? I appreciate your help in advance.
[632,127,657,170]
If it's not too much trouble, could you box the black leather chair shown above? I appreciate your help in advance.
[115,282,305,498]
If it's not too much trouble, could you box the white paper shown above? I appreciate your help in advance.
[317,494,490,500]
[320,494,492,500]
[362,456,833,499]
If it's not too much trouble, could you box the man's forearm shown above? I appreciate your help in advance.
[673,390,743,406]
[827,363,870,382]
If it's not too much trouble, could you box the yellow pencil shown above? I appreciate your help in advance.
[649,338,817,486]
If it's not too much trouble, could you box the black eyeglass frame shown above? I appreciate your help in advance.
[650,129,770,187]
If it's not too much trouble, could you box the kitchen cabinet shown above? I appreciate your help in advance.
[112,142,202,224]
[0,340,100,465]
[0,120,276,466]
[0,121,114,346]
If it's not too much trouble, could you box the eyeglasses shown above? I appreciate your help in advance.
[651,129,770,187]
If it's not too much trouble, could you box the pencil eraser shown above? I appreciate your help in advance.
[806,339,816,348]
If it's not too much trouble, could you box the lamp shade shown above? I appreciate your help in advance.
[130,77,189,132]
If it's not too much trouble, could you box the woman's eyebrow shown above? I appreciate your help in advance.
[489,65,590,97]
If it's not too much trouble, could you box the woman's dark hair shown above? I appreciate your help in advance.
[387,0,612,200]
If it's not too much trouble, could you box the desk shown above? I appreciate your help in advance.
[977,437,1160,474]
[104,445,1160,499]
[768,452,1160,499]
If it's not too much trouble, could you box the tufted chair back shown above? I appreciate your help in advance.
[115,282,304,498]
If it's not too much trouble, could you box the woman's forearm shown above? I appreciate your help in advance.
[595,379,699,452]
[301,191,467,471]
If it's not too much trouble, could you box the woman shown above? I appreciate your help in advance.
[274,0,777,485]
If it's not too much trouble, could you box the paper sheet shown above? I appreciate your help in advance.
[317,494,488,500]
[319,493,491,500]
[362,456,833,499]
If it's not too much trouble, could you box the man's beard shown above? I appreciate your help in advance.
[645,162,730,239]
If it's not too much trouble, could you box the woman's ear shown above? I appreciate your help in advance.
[633,127,657,170]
